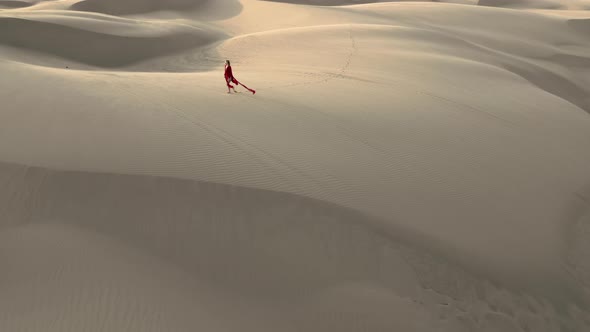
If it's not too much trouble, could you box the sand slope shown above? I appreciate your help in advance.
[479,0,590,10]
[0,11,225,68]
[2,162,589,331]
[1,0,590,331]
[0,0,33,8]
[70,0,241,17]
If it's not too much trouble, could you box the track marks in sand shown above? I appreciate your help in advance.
[283,25,359,88]
[112,80,335,197]
[222,25,361,91]
[236,20,590,114]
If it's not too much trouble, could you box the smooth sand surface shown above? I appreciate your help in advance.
[1,0,590,331]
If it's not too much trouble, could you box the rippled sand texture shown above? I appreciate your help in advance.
[1,0,590,331]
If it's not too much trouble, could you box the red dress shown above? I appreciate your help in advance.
[225,65,238,87]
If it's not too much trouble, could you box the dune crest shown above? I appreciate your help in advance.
[69,0,243,16]
[71,0,206,15]
[0,13,225,68]
[261,0,476,5]
[478,0,590,10]
[0,0,33,8]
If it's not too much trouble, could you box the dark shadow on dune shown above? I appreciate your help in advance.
[189,0,243,21]
[477,0,515,7]
[70,0,242,20]
[0,161,413,297]
[0,0,33,8]
[71,0,205,14]
[261,0,391,5]
[478,0,562,9]
[386,18,590,115]
[263,0,463,4]
[569,18,590,36]
[0,17,225,68]
[564,184,590,300]
[499,60,590,114]
[0,160,586,307]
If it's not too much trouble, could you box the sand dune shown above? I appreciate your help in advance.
[1,0,590,331]
[0,0,57,9]
[70,0,243,16]
[0,0,33,8]
[1,161,589,331]
[70,0,208,15]
[0,12,224,67]
[263,0,477,5]
[479,0,567,9]
[570,17,590,32]
[479,0,590,10]
[261,0,402,5]
[337,4,590,113]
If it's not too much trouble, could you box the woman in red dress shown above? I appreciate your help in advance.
[224,60,256,95]
[224,60,238,94]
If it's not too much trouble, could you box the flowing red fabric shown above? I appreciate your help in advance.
[224,64,256,94]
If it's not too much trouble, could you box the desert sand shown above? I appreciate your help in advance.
[1,0,590,331]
